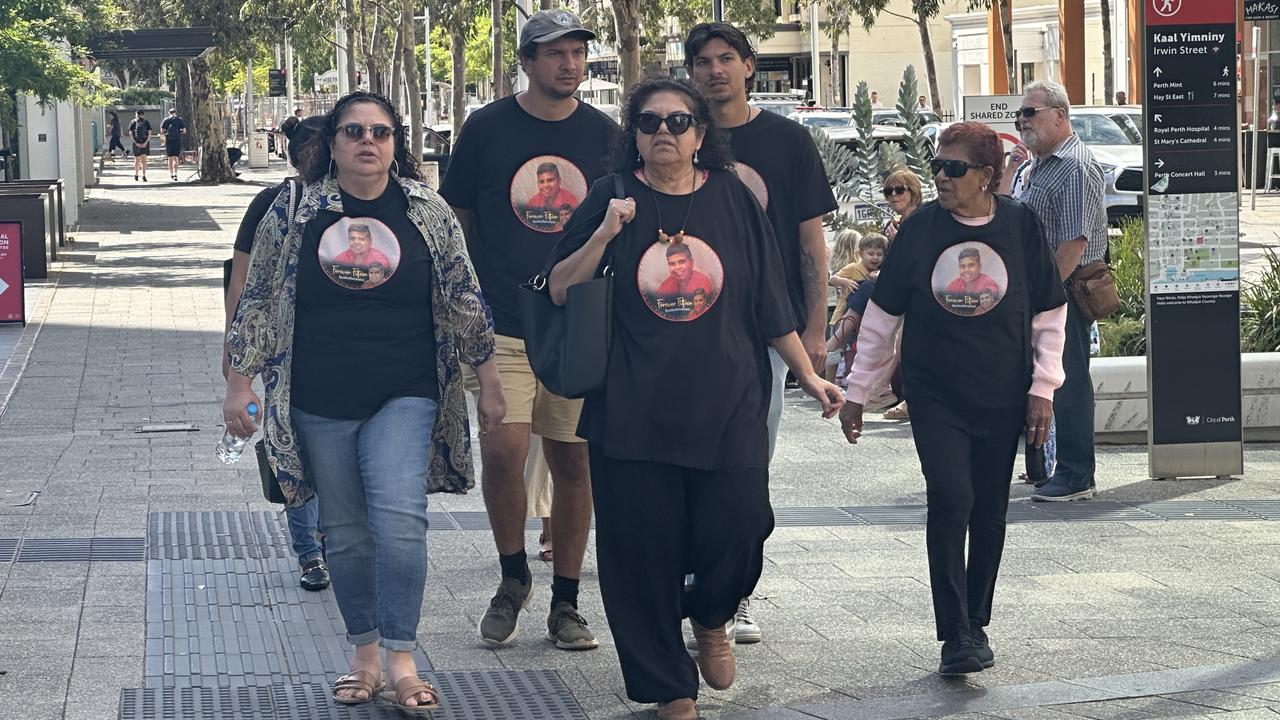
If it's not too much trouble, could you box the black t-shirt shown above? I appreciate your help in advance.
[725,109,838,332]
[129,118,152,144]
[871,196,1065,415]
[292,183,439,419]
[546,170,794,470]
[235,185,286,254]
[160,116,185,137]
[439,96,618,338]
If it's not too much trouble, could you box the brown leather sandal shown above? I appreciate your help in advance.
[331,669,383,705]
[538,531,553,563]
[378,676,441,714]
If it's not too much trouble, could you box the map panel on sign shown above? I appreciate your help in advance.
[1147,192,1239,294]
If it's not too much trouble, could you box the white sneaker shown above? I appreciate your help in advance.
[732,597,761,644]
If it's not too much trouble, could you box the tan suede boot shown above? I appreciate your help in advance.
[656,698,697,720]
[691,620,736,690]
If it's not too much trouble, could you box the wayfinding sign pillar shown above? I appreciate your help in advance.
[1143,0,1243,479]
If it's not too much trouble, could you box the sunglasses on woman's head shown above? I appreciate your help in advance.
[339,123,395,142]
[635,112,696,136]
[882,185,909,197]
[930,158,986,178]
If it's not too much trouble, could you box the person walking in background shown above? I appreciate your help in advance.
[160,108,187,182]
[439,8,616,652]
[839,122,1067,677]
[128,109,152,181]
[224,115,331,593]
[685,20,837,645]
[525,440,554,562]
[1005,80,1107,502]
[224,91,506,713]
[106,110,127,159]
[546,77,844,720]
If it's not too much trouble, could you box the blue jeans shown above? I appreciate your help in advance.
[292,396,439,652]
[285,498,323,565]
[1051,292,1096,490]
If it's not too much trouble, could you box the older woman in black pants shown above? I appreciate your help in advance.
[839,121,1067,676]
[546,78,843,720]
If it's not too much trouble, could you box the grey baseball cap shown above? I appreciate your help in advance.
[519,9,595,49]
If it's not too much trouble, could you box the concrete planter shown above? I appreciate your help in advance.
[1093,353,1280,443]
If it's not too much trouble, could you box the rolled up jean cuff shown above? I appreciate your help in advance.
[380,636,419,653]
[348,629,381,647]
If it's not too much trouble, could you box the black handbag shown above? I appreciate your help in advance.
[518,174,626,399]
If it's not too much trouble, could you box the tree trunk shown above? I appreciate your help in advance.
[175,61,194,151]
[451,26,467,137]
[829,25,840,107]
[916,9,941,111]
[998,0,1015,91]
[344,0,358,91]
[1100,0,1114,102]
[612,0,642,93]
[190,55,236,184]
[391,29,405,111]
[540,0,553,9]
[400,0,423,162]
[492,0,505,99]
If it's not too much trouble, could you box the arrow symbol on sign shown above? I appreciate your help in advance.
[1156,159,1166,168]
[0,277,7,296]
[1153,67,1164,77]
[1154,114,1163,123]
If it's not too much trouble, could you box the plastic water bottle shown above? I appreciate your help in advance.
[216,402,259,464]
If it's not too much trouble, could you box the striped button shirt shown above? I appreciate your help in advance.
[1012,134,1109,265]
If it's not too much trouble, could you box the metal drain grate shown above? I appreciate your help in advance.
[773,507,863,527]
[428,511,461,530]
[1225,500,1280,520]
[1138,500,1261,521]
[119,685,274,720]
[15,537,145,562]
[0,538,17,562]
[843,506,929,525]
[1024,501,1163,522]
[149,511,290,560]
[271,670,587,720]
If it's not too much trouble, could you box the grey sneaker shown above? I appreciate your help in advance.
[732,597,762,644]
[478,576,532,647]
[545,601,599,650]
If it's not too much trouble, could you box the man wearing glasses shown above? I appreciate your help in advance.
[1004,80,1107,503]
[440,9,617,652]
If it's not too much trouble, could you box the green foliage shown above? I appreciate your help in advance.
[849,81,878,194]
[1098,315,1146,358]
[0,0,120,117]
[1110,218,1146,320]
[1242,248,1280,353]
[579,0,777,68]
[894,65,933,189]
[118,86,173,105]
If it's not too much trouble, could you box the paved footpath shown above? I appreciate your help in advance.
[1,160,1280,720]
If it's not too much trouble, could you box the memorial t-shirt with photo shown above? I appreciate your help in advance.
[291,183,438,419]
[870,196,1065,414]
[439,96,618,338]
[725,109,838,331]
[546,169,794,471]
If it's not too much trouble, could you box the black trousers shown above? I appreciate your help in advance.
[910,403,1023,641]
[589,444,774,704]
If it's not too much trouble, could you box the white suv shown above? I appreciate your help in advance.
[1068,106,1143,224]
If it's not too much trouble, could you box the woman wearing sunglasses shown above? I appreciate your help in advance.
[224,91,506,713]
[881,167,922,241]
[545,77,843,720]
[838,122,1067,676]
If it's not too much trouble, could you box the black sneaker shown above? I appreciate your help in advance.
[970,627,995,668]
[938,638,984,676]
[299,559,330,591]
[478,575,532,647]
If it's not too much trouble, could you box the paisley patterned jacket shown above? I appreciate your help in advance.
[226,175,496,507]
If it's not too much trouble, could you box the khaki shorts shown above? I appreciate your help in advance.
[464,334,584,444]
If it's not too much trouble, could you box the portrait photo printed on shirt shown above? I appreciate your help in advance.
[509,154,588,233]
[637,236,725,322]
[318,216,401,290]
[930,241,1008,317]
[731,162,769,211]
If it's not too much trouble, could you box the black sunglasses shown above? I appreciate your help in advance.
[339,123,395,142]
[1016,106,1057,118]
[635,112,696,136]
[882,185,909,197]
[930,158,987,178]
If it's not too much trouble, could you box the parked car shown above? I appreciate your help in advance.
[786,111,854,129]
[821,121,912,155]
[749,92,809,116]
[870,109,948,155]
[1069,106,1143,223]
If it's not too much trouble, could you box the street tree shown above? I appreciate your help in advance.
[803,0,854,105]
[429,0,486,137]
[964,0,1013,91]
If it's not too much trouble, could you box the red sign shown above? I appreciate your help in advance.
[0,221,25,324]
[1146,0,1235,26]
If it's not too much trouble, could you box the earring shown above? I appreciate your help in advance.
[693,148,700,165]
[636,152,642,165]
[328,159,336,178]
[390,159,400,177]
